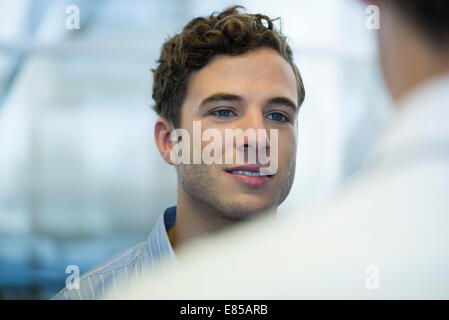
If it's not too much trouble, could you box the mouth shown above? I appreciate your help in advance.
[224,165,274,186]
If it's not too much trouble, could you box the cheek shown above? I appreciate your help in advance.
[278,135,297,166]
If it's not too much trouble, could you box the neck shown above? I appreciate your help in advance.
[396,47,449,103]
[167,182,239,250]
[383,4,449,102]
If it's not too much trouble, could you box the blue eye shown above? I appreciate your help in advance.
[267,112,287,122]
[214,109,235,118]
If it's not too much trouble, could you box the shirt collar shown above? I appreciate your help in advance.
[368,72,449,169]
[145,206,177,266]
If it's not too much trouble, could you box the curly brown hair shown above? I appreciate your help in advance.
[152,5,305,128]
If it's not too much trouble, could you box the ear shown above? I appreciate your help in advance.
[154,117,176,165]
[360,0,379,5]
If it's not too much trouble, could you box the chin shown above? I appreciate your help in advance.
[221,199,276,219]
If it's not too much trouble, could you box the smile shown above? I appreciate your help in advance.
[225,166,274,186]
[229,170,270,177]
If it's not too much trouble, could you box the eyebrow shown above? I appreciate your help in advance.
[199,93,243,109]
[266,97,298,112]
[198,93,298,111]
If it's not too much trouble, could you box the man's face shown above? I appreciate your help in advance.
[176,47,299,219]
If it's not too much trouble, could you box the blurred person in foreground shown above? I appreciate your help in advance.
[53,6,304,299]
[116,0,449,299]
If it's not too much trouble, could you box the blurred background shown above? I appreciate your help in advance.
[0,0,391,299]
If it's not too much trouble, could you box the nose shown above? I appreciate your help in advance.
[239,105,267,133]
[235,106,270,161]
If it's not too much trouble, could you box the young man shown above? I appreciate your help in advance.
[52,6,305,299]
[118,0,449,299]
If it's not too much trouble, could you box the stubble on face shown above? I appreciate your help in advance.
[175,48,299,220]
[176,152,296,220]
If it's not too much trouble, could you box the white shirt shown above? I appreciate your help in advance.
[116,73,449,299]
[52,206,177,300]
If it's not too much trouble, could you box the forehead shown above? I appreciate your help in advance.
[183,48,298,107]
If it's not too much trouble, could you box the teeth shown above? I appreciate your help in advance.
[230,170,268,177]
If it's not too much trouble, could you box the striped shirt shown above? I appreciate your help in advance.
[51,206,178,300]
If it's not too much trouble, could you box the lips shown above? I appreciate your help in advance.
[224,165,274,186]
